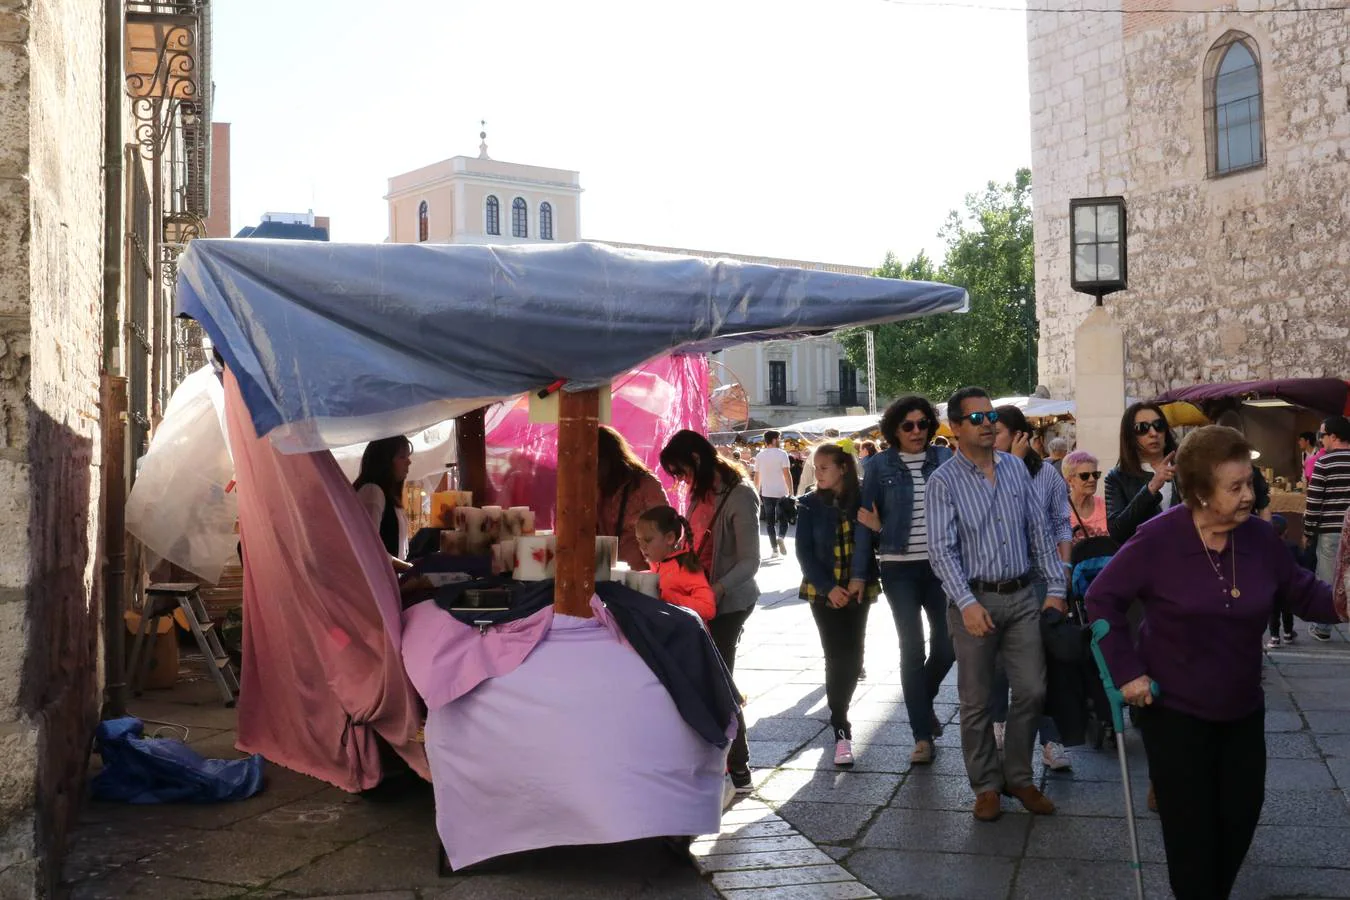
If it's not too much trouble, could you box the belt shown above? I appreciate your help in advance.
[968,573,1033,595]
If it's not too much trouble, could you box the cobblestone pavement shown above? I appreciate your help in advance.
[62,539,1350,899]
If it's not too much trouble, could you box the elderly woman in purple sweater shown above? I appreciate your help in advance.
[1087,426,1347,900]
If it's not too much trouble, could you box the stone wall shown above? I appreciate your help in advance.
[0,0,107,894]
[1028,1,1350,401]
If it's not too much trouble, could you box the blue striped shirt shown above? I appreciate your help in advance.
[926,449,1067,610]
[1031,462,1073,545]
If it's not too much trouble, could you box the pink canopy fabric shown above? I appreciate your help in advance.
[484,355,708,525]
[225,371,428,790]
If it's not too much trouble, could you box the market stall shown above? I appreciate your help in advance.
[175,239,968,867]
[1153,378,1350,526]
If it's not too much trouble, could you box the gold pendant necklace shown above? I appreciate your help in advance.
[1195,519,1240,599]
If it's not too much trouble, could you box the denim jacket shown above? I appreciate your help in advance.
[852,444,952,580]
[795,490,877,597]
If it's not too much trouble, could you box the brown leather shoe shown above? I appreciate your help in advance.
[910,740,935,765]
[1005,784,1056,815]
[1147,781,1157,813]
[973,790,1002,821]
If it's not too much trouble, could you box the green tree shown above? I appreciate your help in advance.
[841,168,1037,405]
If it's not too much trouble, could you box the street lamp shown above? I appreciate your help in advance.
[1069,196,1128,305]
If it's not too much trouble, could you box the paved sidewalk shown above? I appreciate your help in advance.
[61,544,1350,899]
[713,549,1350,900]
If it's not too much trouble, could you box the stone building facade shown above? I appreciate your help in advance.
[1,0,214,892]
[1,0,109,891]
[1028,0,1350,400]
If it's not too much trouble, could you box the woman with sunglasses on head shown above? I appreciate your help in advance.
[1064,450,1109,541]
[851,396,954,766]
[1104,402,1180,545]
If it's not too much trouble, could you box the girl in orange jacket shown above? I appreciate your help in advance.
[635,506,717,622]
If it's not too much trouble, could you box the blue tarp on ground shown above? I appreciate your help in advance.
[176,240,967,452]
[91,718,266,804]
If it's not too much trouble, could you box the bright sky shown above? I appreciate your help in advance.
[212,0,1032,269]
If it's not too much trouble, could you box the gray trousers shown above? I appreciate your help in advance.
[947,585,1045,795]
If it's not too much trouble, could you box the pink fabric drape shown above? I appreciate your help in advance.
[225,372,428,790]
[484,355,709,525]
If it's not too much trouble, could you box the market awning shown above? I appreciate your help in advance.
[176,240,967,452]
[1152,378,1350,418]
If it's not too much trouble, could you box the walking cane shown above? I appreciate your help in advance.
[1089,619,1159,900]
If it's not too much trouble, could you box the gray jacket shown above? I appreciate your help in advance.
[703,482,761,617]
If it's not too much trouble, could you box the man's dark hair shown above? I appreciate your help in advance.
[1300,431,1318,445]
[1322,416,1350,443]
[764,430,781,446]
[880,395,939,446]
[946,386,991,424]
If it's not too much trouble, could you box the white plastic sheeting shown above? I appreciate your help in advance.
[126,366,239,584]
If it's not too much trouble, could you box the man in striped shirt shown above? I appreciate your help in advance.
[927,386,1066,822]
[1304,415,1350,641]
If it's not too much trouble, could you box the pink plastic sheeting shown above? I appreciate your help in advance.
[484,355,709,525]
[224,371,429,791]
[426,605,726,871]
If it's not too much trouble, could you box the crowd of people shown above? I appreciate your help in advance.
[350,391,1350,900]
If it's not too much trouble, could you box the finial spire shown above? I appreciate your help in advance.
[478,120,490,159]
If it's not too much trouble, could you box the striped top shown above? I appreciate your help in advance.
[1029,461,1073,545]
[1304,448,1350,536]
[880,452,930,563]
[926,450,1067,610]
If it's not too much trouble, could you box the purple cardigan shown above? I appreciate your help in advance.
[1086,504,1340,722]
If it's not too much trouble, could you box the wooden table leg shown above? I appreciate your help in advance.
[555,388,600,618]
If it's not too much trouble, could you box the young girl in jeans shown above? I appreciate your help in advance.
[796,444,880,767]
[635,506,717,622]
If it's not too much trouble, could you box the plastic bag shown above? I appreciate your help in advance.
[91,717,265,804]
[126,366,239,584]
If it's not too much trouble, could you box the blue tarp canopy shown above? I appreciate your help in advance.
[177,240,967,452]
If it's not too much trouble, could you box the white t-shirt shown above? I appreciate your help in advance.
[755,446,792,499]
[356,483,410,560]
[880,451,929,563]
[1141,462,1175,510]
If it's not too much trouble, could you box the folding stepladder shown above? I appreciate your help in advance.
[128,582,239,707]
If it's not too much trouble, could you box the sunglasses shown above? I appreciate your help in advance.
[1132,419,1168,435]
[955,410,1000,426]
[900,419,932,433]
[1074,471,1103,482]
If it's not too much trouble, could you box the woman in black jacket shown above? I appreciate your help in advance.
[1104,401,1180,545]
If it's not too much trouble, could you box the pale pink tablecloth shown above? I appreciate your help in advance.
[425,611,727,870]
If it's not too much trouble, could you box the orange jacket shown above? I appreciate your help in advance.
[652,558,717,622]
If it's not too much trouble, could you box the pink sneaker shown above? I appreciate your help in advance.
[834,738,854,767]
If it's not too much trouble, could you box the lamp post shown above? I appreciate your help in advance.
[1069,196,1128,305]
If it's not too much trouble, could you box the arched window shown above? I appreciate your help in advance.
[485,195,500,236]
[417,200,429,242]
[539,202,554,241]
[512,198,528,238]
[1205,32,1264,176]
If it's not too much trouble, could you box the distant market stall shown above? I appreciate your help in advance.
[174,238,968,868]
[1153,377,1350,522]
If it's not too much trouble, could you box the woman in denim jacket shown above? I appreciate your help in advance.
[797,444,879,767]
[850,396,954,765]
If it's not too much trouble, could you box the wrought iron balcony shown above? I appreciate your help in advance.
[824,390,860,409]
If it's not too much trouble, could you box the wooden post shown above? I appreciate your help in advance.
[554,388,600,617]
[101,374,129,717]
[455,407,490,504]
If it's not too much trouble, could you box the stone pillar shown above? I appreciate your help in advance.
[1074,305,1127,467]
